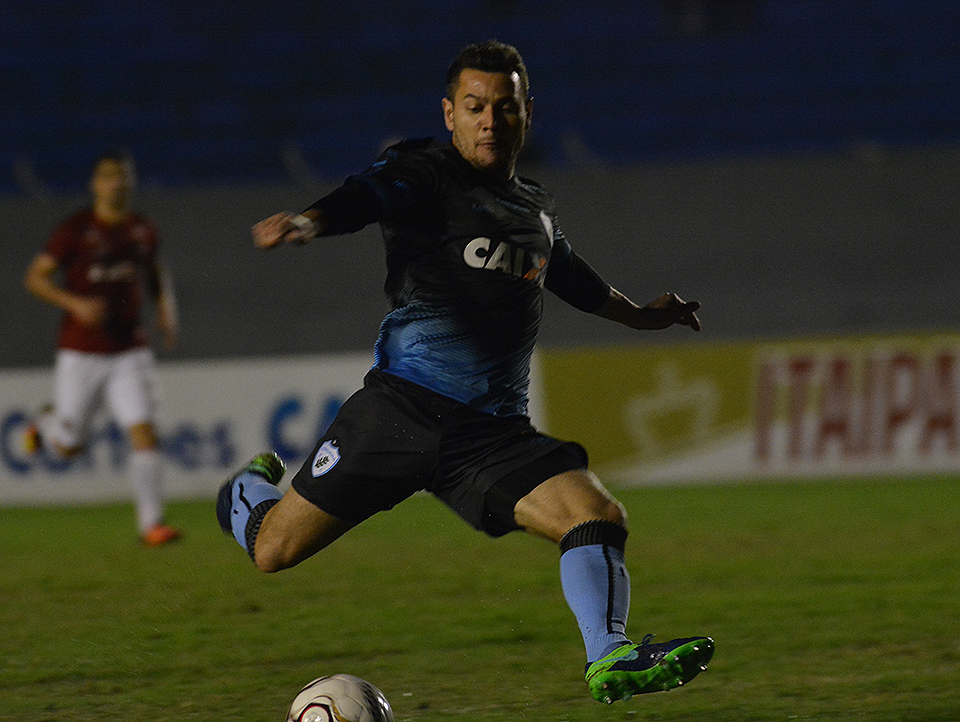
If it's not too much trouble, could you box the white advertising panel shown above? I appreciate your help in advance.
[0,354,372,505]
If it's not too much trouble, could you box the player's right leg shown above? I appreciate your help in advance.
[31,350,105,458]
[22,403,53,455]
[216,452,355,572]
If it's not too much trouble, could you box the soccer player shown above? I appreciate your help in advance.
[23,150,182,547]
[217,41,713,703]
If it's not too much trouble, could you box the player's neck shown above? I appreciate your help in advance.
[480,160,515,184]
[450,142,516,184]
[470,162,517,188]
[93,202,130,226]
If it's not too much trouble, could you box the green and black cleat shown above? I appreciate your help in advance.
[585,634,714,703]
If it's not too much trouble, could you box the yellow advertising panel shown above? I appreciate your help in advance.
[539,332,960,485]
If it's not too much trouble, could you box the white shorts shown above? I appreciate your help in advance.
[51,347,159,448]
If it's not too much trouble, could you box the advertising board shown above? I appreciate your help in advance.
[538,332,960,484]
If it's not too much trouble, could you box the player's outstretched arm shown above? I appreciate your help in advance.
[24,252,107,327]
[146,258,180,351]
[252,210,325,249]
[593,288,701,332]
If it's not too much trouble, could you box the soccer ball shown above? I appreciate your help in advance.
[286,674,394,722]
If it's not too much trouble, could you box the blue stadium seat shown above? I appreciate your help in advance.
[1,0,959,193]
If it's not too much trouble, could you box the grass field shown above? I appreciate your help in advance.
[2,475,959,721]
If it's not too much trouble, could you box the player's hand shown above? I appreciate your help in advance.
[157,313,179,352]
[154,290,179,352]
[70,296,108,328]
[641,293,702,332]
[161,327,179,352]
[252,212,316,249]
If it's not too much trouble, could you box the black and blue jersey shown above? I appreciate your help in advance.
[309,139,609,418]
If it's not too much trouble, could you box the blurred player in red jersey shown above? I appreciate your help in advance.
[23,150,182,547]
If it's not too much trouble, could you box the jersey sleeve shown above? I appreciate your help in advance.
[140,219,164,296]
[43,217,79,263]
[306,138,442,236]
[145,218,160,253]
[544,229,611,313]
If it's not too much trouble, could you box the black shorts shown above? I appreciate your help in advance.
[291,368,588,537]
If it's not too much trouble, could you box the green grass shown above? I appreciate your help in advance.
[2,476,959,721]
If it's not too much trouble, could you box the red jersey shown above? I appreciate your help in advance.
[44,208,158,353]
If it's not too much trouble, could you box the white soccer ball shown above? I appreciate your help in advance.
[286,674,394,722]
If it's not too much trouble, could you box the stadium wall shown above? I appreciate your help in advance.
[2,144,959,370]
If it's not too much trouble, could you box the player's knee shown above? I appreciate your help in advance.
[596,497,627,529]
[573,477,627,529]
[252,541,295,574]
[570,469,628,528]
[251,522,314,573]
[569,497,627,535]
[254,555,285,574]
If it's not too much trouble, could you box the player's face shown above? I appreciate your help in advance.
[443,69,532,180]
[90,158,136,210]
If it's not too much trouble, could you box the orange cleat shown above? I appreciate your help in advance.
[22,422,42,455]
[141,524,182,547]
[22,404,53,456]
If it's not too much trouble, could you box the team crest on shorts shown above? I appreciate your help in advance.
[312,440,340,477]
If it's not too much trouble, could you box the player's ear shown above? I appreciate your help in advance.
[524,96,534,130]
[442,97,455,131]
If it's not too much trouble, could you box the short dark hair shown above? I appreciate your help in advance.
[92,148,134,174]
[445,40,530,100]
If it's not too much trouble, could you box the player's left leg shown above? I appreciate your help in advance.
[515,470,634,660]
[514,470,713,703]
[127,421,180,546]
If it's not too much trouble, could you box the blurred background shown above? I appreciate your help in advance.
[3,0,959,367]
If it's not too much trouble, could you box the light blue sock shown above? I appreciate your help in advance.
[228,472,283,549]
[560,543,631,663]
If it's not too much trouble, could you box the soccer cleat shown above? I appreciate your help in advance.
[22,403,53,455]
[585,634,714,704]
[22,422,42,455]
[141,524,182,547]
[215,452,286,534]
